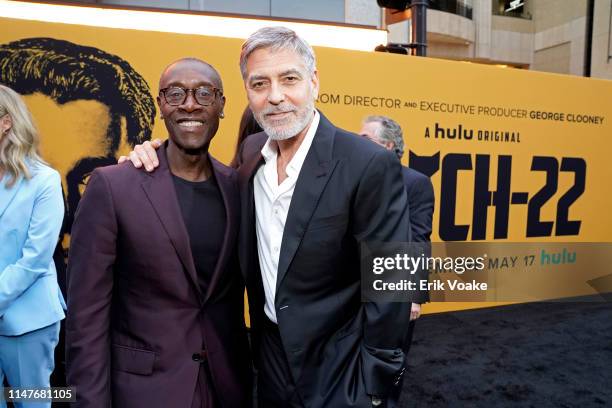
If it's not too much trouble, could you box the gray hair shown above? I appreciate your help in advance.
[364,115,405,160]
[239,26,316,79]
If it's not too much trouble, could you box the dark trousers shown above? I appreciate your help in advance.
[257,318,304,408]
[388,320,416,408]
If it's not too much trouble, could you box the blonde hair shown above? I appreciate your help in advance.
[0,84,46,187]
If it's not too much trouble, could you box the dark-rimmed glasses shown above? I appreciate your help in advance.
[159,86,222,106]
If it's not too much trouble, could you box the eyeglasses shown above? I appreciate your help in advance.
[159,86,222,106]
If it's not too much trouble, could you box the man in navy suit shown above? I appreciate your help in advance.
[234,27,429,407]
[360,115,434,405]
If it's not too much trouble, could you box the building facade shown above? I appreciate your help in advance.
[54,0,612,79]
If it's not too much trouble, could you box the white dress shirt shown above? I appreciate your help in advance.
[254,110,320,323]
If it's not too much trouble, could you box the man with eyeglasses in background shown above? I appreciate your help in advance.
[66,58,251,408]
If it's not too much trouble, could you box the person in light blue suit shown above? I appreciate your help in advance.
[0,84,65,408]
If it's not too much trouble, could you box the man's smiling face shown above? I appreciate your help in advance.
[157,60,225,154]
[244,47,319,141]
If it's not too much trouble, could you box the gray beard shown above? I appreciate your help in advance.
[259,103,314,141]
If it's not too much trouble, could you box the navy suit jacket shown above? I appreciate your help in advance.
[238,112,418,407]
[66,144,251,408]
[402,166,434,243]
[402,166,433,306]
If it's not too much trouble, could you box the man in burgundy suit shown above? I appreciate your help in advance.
[66,58,251,407]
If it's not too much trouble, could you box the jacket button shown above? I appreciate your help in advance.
[192,350,208,362]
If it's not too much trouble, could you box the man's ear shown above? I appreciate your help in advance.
[311,69,320,100]
[115,116,132,158]
[385,141,396,152]
[156,96,164,119]
[220,95,226,116]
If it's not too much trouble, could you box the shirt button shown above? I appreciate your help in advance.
[274,209,279,215]
[273,246,279,252]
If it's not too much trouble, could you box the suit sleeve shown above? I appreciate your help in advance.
[407,175,434,244]
[0,170,64,316]
[66,169,117,408]
[352,149,412,397]
[233,136,247,169]
[407,175,434,304]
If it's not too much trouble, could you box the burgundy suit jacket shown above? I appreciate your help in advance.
[66,144,251,408]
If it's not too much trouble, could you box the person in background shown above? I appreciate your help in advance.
[360,115,434,406]
[230,105,263,169]
[0,84,65,408]
[359,115,434,245]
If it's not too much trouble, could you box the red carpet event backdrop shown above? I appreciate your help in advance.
[2,16,611,313]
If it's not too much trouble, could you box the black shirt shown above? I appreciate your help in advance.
[172,174,226,296]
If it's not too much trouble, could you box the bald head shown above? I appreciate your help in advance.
[156,58,226,157]
[159,58,223,91]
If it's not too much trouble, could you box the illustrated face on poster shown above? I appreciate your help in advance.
[25,94,112,186]
[0,37,156,246]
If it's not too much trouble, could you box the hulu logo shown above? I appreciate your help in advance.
[540,248,576,265]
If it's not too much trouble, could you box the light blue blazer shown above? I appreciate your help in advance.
[0,162,66,336]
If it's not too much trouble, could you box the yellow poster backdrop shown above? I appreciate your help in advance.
[2,17,611,313]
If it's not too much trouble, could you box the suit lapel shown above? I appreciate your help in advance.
[240,142,266,188]
[141,144,201,299]
[276,113,339,291]
[203,157,235,303]
[238,135,266,282]
[0,175,23,219]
